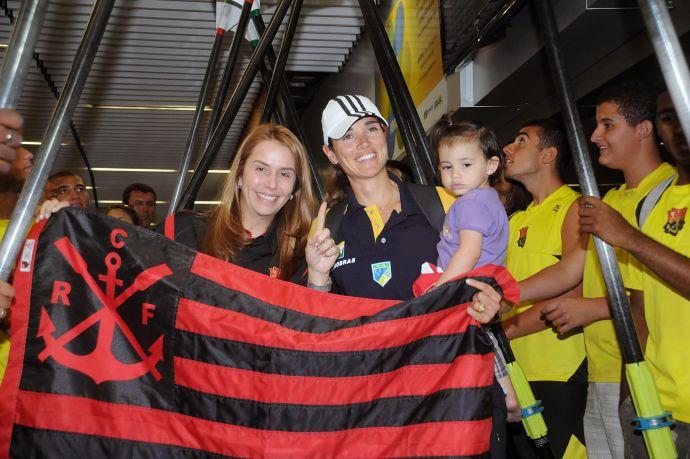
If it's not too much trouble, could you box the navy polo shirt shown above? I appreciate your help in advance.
[330,177,441,300]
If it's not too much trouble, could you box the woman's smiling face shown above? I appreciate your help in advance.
[239,139,297,225]
[324,116,388,181]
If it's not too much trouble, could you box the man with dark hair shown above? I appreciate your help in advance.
[44,171,90,209]
[518,82,675,458]
[596,81,656,128]
[579,89,689,457]
[656,90,688,162]
[523,118,570,175]
[122,183,156,228]
[501,118,589,457]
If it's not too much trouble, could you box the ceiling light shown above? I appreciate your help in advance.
[80,104,212,111]
[21,141,71,146]
[98,200,218,205]
[87,167,228,174]
[99,200,168,204]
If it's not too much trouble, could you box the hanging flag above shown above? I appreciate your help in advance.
[0,209,516,457]
[217,0,261,43]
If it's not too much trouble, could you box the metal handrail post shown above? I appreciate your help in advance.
[0,0,115,280]
[251,15,326,201]
[169,30,225,213]
[358,0,437,185]
[533,1,676,457]
[368,40,427,185]
[639,0,690,161]
[0,0,49,109]
[260,0,303,123]
[178,0,293,210]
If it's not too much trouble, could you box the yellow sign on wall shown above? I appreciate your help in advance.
[377,0,446,157]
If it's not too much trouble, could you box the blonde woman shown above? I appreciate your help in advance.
[160,123,317,282]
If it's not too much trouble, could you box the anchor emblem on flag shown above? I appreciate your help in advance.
[37,229,173,384]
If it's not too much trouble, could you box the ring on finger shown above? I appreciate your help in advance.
[0,308,7,319]
[474,302,486,313]
[4,129,15,145]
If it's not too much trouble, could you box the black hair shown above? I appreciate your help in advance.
[596,81,655,127]
[106,204,140,226]
[47,170,84,183]
[122,183,156,204]
[521,118,571,177]
[428,114,503,184]
[386,159,414,183]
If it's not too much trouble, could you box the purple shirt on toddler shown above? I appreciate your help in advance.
[437,187,509,271]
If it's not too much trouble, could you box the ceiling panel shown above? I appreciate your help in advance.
[0,0,363,217]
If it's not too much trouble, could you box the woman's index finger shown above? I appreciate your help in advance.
[315,202,328,232]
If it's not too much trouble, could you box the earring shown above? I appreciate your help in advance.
[289,194,294,200]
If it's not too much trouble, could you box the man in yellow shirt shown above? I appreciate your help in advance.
[579,90,689,457]
[502,119,589,457]
[520,82,675,458]
[0,108,31,382]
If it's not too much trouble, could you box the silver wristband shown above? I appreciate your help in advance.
[307,279,332,292]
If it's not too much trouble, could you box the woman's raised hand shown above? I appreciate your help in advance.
[306,202,339,286]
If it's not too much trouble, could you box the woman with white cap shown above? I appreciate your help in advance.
[305,94,504,322]
[304,94,510,457]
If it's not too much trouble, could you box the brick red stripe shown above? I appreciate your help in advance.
[163,215,175,240]
[174,353,494,405]
[15,390,491,457]
[0,221,46,456]
[176,297,472,352]
[191,252,399,320]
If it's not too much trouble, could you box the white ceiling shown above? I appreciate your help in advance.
[0,0,365,215]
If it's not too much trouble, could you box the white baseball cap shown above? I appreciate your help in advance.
[321,95,388,145]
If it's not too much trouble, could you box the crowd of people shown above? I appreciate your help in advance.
[0,81,688,458]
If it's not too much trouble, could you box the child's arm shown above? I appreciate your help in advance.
[435,229,483,287]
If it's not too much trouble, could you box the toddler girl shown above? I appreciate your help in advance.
[428,115,520,422]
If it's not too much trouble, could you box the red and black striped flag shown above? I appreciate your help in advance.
[0,209,518,457]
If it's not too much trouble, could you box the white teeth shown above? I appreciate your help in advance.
[356,153,375,162]
[257,193,277,202]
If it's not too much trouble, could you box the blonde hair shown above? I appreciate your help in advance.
[203,124,316,280]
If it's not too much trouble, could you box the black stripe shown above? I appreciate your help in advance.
[176,386,493,432]
[339,95,371,118]
[175,328,492,377]
[343,94,370,116]
[351,95,368,112]
[333,96,358,117]
[184,273,487,334]
[11,425,233,458]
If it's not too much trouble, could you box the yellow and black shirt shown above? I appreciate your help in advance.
[582,162,676,383]
[505,185,586,382]
[630,177,690,423]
